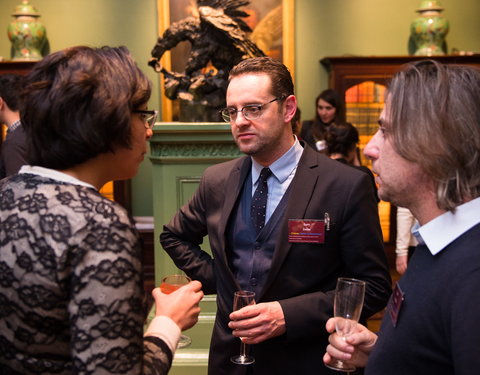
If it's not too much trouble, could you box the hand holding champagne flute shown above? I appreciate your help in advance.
[325,277,366,372]
[230,290,256,365]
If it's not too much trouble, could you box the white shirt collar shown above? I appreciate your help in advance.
[413,197,480,255]
[8,119,21,133]
[19,165,97,190]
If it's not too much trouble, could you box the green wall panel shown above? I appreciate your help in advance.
[149,122,241,373]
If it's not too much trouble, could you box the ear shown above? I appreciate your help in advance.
[283,95,297,124]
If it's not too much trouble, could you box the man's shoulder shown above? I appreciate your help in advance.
[299,146,367,179]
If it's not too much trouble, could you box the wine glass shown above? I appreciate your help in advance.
[325,277,366,373]
[230,290,256,365]
[160,274,193,348]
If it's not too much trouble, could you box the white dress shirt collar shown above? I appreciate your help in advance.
[413,196,480,255]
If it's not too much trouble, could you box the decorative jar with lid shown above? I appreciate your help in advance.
[410,0,449,56]
[7,0,47,61]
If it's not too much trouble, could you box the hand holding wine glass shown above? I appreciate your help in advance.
[159,274,197,348]
[324,318,377,370]
[230,290,256,365]
[325,277,366,372]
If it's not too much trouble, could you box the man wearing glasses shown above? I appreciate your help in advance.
[160,56,391,374]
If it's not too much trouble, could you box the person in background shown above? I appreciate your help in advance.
[325,122,378,202]
[161,56,391,375]
[395,206,417,274]
[290,106,302,137]
[0,46,203,374]
[0,74,27,178]
[300,88,346,152]
[324,60,480,374]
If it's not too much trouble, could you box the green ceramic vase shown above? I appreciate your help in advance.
[410,0,449,56]
[7,0,47,61]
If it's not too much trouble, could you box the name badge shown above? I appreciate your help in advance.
[388,283,405,327]
[288,219,325,243]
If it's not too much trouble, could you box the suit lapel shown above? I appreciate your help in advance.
[215,157,251,271]
[259,146,321,299]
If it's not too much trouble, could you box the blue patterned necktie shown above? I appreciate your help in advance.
[251,167,272,232]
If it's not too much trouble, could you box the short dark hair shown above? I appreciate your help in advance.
[21,46,151,169]
[388,60,480,210]
[325,122,359,156]
[228,56,294,98]
[0,74,22,111]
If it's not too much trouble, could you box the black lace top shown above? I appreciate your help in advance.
[0,172,172,374]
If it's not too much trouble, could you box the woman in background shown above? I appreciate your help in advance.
[325,122,378,202]
[0,46,203,374]
[300,88,346,152]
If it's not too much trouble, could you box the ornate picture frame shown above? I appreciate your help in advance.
[155,0,295,121]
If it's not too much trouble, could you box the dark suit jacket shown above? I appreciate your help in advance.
[161,145,391,375]
[0,124,27,178]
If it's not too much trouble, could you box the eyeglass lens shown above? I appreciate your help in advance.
[221,97,283,123]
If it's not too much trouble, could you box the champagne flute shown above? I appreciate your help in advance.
[160,274,193,348]
[230,290,256,365]
[325,277,366,372]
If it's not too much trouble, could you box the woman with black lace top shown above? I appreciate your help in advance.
[0,46,203,374]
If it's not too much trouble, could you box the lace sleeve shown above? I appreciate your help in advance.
[143,336,173,375]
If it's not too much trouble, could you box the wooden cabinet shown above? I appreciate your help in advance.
[0,61,36,75]
[320,54,480,95]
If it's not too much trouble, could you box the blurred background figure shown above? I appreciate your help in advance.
[301,89,346,152]
[325,122,378,202]
[0,74,27,178]
[291,106,302,137]
[0,46,203,374]
[395,206,418,274]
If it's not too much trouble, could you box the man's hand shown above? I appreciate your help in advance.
[152,280,203,331]
[323,317,378,369]
[228,301,286,344]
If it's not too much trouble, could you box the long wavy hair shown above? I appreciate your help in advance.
[388,60,480,211]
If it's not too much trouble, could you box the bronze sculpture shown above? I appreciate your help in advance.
[149,0,265,121]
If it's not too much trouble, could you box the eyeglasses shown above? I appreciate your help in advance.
[133,109,158,129]
[220,96,285,123]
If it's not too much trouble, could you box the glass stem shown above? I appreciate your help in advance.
[240,341,248,358]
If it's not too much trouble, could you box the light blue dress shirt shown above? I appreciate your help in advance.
[251,137,304,224]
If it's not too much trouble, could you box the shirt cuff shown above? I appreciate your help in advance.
[395,249,409,256]
[144,315,181,354]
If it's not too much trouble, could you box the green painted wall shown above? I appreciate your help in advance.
[1,0,478,215]
[0,0,160,216]
[296,0,480,121]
